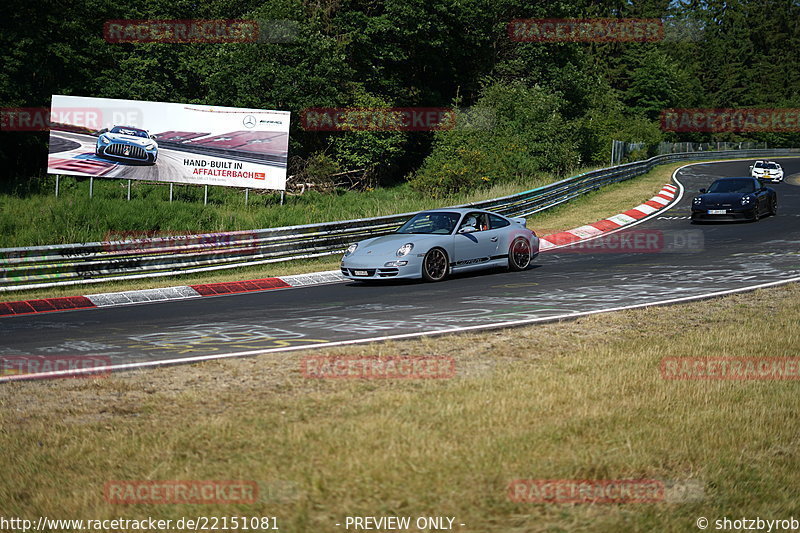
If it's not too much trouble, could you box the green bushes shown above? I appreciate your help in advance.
[410,82,581,197]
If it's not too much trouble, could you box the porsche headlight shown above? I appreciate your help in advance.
[693,197,702,205]
[741,196,752,205]
[396,243,414,257]
[344,243,358,257]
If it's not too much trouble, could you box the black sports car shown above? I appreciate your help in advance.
[691,177,777,222]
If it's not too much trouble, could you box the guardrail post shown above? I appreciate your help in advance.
[127,180,131,201]
[204,185,208,205]
[89,177,93,199]
[55,176,59,198]
[280,190,285,205]
[169,183,173,203]
[245,188,249,205]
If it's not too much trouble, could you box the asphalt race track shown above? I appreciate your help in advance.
[2,158,799,376]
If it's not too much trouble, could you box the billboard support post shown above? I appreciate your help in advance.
[204,185,208,205]
[89,177,93,199]
[245,188,249,205]
[280,190,285,205]
[55,176,60,198]
[169,183,173,203]
[127,180,131,201]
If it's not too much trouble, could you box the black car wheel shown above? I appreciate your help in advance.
[769,197,777,216]
[422,248,449,282]
[508,237,531,271]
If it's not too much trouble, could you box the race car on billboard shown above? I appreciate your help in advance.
[691,177,777,222]
[95,126,158,165]
[341,208,539,282]
[749,160,784,183]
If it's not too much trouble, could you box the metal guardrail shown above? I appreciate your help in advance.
[2,148,798,292]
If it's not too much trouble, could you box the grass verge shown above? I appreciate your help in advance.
[1,160,681,303]
[1,282,798,531]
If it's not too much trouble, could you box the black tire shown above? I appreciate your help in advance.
[752,204,760,221]
[421,248,449,282]
[508,237,531,271]
[769,197,777,216]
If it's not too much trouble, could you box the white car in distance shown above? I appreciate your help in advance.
[750,160,784,183]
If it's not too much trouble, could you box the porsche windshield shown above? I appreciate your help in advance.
[110,126,149,138]
[708,179,756,193]
[396,212,460,234]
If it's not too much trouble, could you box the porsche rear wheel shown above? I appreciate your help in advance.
[422,248,448,282]
[508,238,531,271]
[770,197,777,216]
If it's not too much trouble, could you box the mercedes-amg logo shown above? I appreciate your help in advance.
[243,115,257,128]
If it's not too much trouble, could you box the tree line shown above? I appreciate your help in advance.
[1,0,798,194]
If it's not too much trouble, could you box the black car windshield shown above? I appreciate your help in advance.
[708,179,756,193]
[110,126,149,138]
[396,212,460,234]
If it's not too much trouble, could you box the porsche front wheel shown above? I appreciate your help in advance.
[422,248,449,282]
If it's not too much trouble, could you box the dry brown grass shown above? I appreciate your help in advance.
[2,282,799,532]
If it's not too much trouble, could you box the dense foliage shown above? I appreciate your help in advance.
[2,0,799,194]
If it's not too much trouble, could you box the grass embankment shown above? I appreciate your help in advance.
[1,172,582,248]
[1,282,798,531]
[0,161,680,302]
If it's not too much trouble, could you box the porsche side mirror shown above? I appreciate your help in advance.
[699,188,707,193]
[458,226,477,234]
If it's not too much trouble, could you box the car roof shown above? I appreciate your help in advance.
[421,208,502,216]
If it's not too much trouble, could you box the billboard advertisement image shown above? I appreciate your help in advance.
[47,95,290,191]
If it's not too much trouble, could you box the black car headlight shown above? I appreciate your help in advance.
[344,243,358,257]
[693,197,702,205]
[741,196,752,205]
[396,243,414,257]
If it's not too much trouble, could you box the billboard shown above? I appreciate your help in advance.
[47,95,290,191]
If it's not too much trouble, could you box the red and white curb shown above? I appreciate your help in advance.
[538,184,677,249]
[0,271,347,317]
[0,184,678,318]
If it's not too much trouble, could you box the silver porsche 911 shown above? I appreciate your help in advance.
[341,208,539,282]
